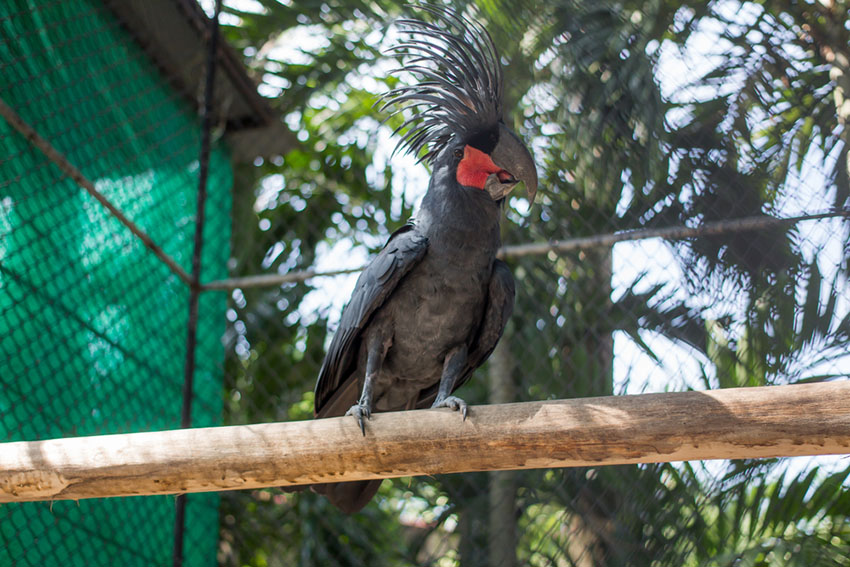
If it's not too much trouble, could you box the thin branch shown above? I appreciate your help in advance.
[500,210,848,258]
[0,96,194,286]
[201,267,363,290]
[201,210,850,290]
[1,381,848,503]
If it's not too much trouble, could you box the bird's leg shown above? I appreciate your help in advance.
[346,376,373,436]
[346,333,386,435]
[431,345,469,420]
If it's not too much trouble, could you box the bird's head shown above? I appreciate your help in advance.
[380,4,538,205]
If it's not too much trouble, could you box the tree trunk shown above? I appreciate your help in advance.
[563,245,614,398]
[488,338,518,567]
[561,244,615,565]
[809,1,850,193]
[458,491,489,567]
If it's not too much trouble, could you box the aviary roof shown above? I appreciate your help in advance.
[103,0,295,161]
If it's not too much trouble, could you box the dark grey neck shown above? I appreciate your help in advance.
[415,160,504,257]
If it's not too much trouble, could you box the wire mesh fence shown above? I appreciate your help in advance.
[2,0,850,566]
[0,0,229,564]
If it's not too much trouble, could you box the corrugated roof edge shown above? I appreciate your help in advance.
[102,0,297,161]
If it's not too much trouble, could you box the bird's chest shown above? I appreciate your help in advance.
[381,249,493,369]
[409,260,489,333]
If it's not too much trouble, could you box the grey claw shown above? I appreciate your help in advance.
[346,404,370,436]
[432,395,468,419]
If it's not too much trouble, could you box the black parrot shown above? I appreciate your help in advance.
[308,4,538,513]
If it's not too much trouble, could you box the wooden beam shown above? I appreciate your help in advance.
[2,382,849,503]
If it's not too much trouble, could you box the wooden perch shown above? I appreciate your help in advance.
[2,382,849,503]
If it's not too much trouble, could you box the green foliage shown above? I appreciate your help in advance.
[218,0,850,565]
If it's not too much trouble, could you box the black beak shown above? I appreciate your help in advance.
[486,123,538,205]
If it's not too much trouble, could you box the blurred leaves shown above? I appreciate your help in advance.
[216,0,850,566]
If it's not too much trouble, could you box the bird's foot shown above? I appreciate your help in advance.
[431,395,468,421]
[345,403,371,436]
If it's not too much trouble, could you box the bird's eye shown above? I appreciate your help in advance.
[453,148,463,159]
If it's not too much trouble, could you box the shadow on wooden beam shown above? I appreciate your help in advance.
[2,382,849,503]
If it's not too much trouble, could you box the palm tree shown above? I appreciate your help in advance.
[497,1,850,565]
[216,1,850,565]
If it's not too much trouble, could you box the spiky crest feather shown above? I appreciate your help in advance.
[380,4,503,164]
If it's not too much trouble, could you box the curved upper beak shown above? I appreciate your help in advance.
[486,123,538,205]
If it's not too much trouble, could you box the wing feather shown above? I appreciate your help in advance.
[314,223,428,415]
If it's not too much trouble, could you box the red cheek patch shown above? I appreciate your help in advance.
[456,145,501,189]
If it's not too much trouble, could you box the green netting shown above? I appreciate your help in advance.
[0,1,231,565]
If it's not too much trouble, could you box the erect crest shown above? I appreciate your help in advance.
[380,4,504,164]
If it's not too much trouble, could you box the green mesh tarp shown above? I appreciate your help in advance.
[0,1,231,565]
